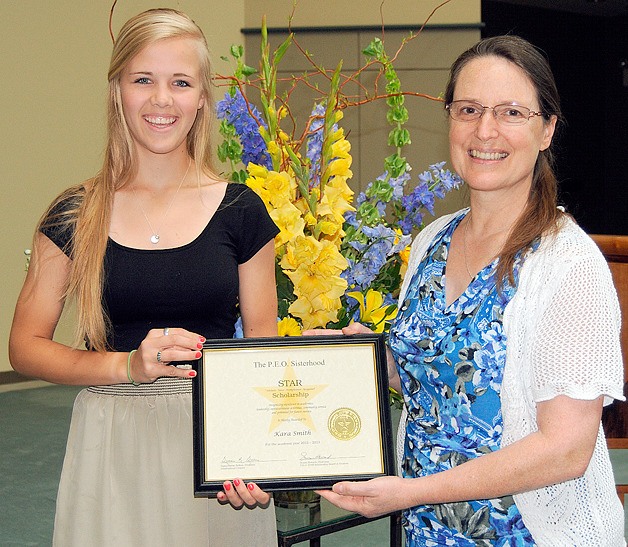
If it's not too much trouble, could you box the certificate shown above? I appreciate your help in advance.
[192,334,394,496]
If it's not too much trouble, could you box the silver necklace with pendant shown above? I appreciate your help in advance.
[131,159,191,245]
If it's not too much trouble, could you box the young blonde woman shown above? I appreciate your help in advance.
[9,9,277,546]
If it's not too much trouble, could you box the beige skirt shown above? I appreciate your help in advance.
[52,378,276,546]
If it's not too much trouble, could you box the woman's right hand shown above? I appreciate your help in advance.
[128,327,205,384]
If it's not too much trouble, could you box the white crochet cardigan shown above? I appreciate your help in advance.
[395,210,625,546]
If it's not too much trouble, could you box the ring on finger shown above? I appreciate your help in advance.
[163,327,170,336]
[157,350,163,363]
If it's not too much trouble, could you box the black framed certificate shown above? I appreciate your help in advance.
[192,333,394,496]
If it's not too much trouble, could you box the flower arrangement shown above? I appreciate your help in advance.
[216,18,462,338]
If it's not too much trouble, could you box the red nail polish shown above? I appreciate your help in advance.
[197,343,203,349]
[195,351,201,358]
[188,370,197,378]
[199,336,206,343]
[224,482,231,491]
[234,479,240,487]
[247,483,254,491]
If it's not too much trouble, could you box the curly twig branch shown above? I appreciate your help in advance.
[109,0,118,43]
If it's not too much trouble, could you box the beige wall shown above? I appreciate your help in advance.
[1,0,479,374]
[246,0,480,27]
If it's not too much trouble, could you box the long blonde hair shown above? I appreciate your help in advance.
[39,9,216,351]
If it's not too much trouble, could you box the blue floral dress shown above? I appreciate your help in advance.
[388,211,536,546]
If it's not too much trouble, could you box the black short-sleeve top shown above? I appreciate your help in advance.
[41,183,279,351]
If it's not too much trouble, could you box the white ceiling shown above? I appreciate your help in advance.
[487,0,628,17]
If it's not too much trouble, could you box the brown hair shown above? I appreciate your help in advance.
[39,9,217,350]
[444,35,565,288]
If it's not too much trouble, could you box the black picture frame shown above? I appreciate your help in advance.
[192,333,394,496]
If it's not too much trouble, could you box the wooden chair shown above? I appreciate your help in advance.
[590,234,628,504]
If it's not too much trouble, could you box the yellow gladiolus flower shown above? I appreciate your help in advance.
[304,212,317,228]
[265,170,296,208]
[270,202,305,247]
[293,198,316,227]
[287,265,347,300]
[331,137,351,159]
[314,239,349,277]
[329,176,355,202]
[318,181,355,225]
[278,317,302,336]
[281,236,347,274]
[280,235,317,270]
[267,140,282,164]
[346,289,397,333]
[399,246,410,265]
[311,291,345,314]
[280,236,348,326]
[327,157,353,179]
[289,293,342,329]
[316,219,342,238]
[247,163,269,178]
[330,128,345,142]
[246,178,272,211]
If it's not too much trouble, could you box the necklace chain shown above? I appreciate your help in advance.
[462,215,474,280]
[462,213,511,280]
[131,159,191,244]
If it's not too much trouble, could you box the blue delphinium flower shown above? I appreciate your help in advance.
[216,90,272,169]
[415,176,437,213]
[399,163,463,235]
[424,161,463,199]
[356,171,412,222]
[388,171,410,201]
[305,103,328,187]
[344,209,359,229]
[343,255,383,289]
[431,161,462,192]
[399,191,424,235]
[343,224,404,291]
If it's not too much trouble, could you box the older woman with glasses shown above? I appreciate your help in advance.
[313,35,625,545]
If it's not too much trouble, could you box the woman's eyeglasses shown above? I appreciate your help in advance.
[446,100,545,126]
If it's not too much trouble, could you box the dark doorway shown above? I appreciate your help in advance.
[482,1,628,235]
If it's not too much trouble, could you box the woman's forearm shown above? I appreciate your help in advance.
[9,334,126,386]
[401,395,602,508]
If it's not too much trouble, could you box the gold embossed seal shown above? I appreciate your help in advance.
[328,407,361,440]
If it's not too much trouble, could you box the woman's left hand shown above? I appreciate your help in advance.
[316,476,411,518]
[217,479,271,509]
